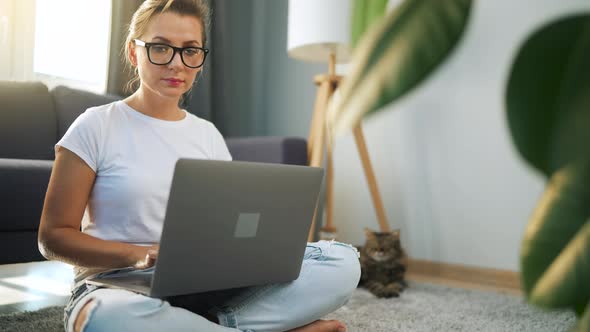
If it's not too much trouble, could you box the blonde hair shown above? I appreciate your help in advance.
[124,0,211,93]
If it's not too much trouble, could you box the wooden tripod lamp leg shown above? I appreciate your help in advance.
[308,80,331,168]
[321,122,337,238]
[307,73,389,239]
[307,87,323,163]
[307,79,333,242]
[353,124,391,232]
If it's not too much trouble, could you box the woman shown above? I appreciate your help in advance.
[38,1,360,331]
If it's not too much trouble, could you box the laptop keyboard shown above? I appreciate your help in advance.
[108,272,152,286]
[130,274,152,286]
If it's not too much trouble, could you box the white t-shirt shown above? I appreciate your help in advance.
[56,100,231,283]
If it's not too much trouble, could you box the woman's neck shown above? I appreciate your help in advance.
[124,87,185,121]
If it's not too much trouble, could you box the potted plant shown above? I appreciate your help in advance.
[327,0,589,330]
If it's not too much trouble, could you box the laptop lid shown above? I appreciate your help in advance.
[150,159,324,298]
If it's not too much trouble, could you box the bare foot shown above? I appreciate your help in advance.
[286,319,346,332]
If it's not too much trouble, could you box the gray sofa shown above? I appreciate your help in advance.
[0,81,307,264]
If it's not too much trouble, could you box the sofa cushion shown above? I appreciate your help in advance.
[0,81,58,160]
[51,85,120,140]
[0,232,45,263]
[226,136,307,165]
[0,158,53,231]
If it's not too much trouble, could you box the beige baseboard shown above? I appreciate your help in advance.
[406,259,522,295]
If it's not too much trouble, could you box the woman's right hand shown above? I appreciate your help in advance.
[133,245,159,269]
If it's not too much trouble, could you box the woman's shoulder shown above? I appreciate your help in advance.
[84,100,124,116]
[183,111,220,131]
[76,100,118,120]
[66,101,129,135]
[77,100,132,124]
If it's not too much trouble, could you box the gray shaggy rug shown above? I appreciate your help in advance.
[325,282,576,331]
[0,282,576,332]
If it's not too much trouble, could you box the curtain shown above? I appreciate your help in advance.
[106,0,143,97]
[186,0,227,127]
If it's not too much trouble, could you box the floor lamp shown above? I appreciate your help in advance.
[287,0,391,242]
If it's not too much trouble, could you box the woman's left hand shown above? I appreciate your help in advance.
[133,244,159,269]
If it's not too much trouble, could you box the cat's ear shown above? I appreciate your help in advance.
[364,227,376,239]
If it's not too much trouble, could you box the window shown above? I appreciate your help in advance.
[0,6,11,79]
[0,0,34,81]
[33,0,112,93]
[0,0,112,93]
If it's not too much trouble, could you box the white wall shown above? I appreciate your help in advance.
[261,0,590,271]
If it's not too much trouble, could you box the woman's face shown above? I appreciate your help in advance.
[130,12,204,101]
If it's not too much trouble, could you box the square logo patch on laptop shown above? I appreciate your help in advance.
[234,213,260,238]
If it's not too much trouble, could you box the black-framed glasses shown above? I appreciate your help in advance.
[134,39,208,69]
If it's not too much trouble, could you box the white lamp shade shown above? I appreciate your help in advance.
[287,0,352,64]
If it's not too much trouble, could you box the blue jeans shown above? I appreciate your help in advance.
[63,240,361,332]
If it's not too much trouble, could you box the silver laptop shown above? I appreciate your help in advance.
[86,158,324,298]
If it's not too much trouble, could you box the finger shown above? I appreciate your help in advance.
[148,249,158,259]
[148,256,157,267]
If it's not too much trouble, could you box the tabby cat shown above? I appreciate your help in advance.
[357,228,407,298]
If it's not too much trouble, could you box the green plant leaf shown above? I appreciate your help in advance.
[506,15,590,177]
[351,0,389,49]
[570,303,590,332]
[327,0,472,137]
[507,15,590,324]
[574,303,590,332]
[530,220,590,314]
[520,160,590,314]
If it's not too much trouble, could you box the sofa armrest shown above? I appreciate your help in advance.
[0,158,53,231]
[225,136,308,166]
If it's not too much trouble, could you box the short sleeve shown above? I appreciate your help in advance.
[55,109,103,172]
[208,123,232,161]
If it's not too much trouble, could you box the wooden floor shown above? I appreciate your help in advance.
[406,259,522,296]
[406,273,521,296]
[0,259,523,315]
